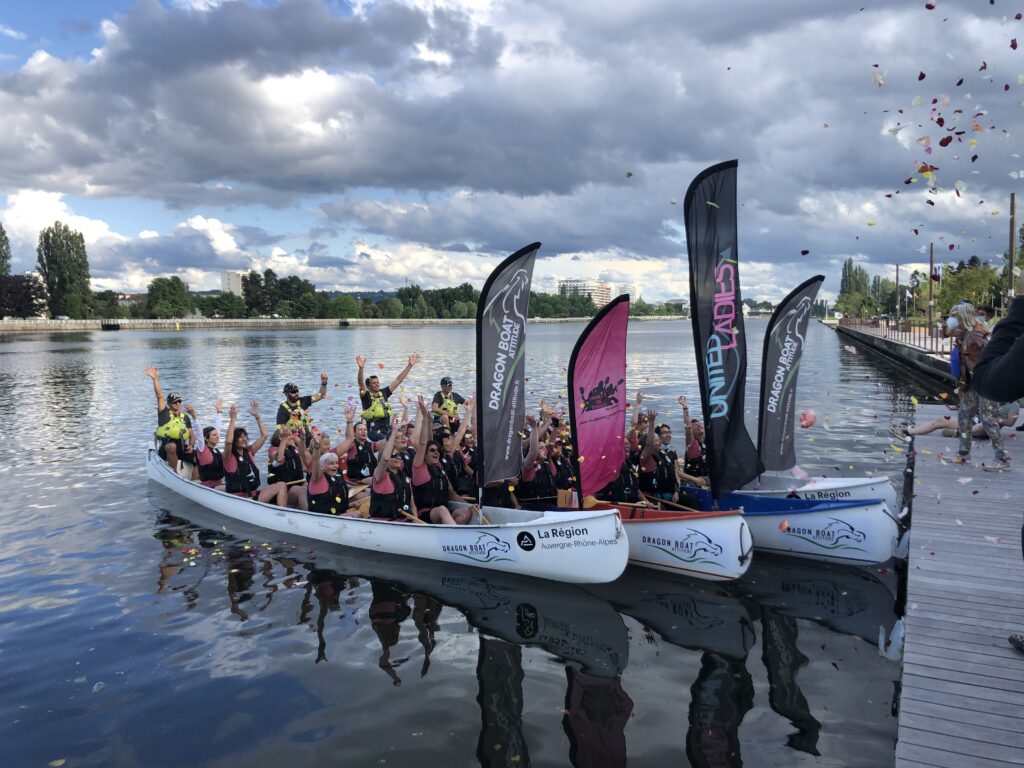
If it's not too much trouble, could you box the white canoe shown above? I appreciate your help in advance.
[147,450,629,584]
[742,499,899,566]
[741,473,899,512]
[588,504,753,581]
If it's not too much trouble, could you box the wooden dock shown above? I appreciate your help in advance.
[896,403,1024,767]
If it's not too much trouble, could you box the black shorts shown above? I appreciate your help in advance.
[158,438,194,463]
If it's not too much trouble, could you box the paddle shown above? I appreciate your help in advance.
[640,492,701,513]
[582,494,651,510]
[400,510,428,525]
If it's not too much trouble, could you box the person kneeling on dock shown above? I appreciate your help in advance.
[369,415,417,521]
[223,402,289,505]
[412,397,471,525]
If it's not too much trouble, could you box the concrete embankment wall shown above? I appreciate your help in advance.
[0,316,686,334]
[835,325,954,386]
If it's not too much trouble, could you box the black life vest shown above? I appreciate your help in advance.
[198,447,225,483]
[226,450,260,494]
[308,472,350,516]
[268,445,304,485]
[520,460,556,501]
[599,460,640,503]
[653,448,679,493]
[347,439,377,481]
[462,447,477,474]
[552,456,576,490]
[397,448,415,478]
[684,443,708,478]
[413,462,449,512]
[369,471,412,520]
[440,451,463,490]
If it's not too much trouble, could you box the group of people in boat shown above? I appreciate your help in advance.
[146,358,711,525]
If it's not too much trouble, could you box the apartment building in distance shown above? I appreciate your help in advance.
[615,283,639,300]
[558,278,612,307]
[221,271,246,296]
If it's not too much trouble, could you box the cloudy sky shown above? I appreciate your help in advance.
[1,0,1022,301]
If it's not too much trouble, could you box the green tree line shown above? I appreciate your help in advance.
[833,255,1006,319]
[0,218,684,322]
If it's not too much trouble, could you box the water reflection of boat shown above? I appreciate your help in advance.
[309,542,630,679]
[150,493,630,677]
[732,554,899,643]
[588,567,756,661]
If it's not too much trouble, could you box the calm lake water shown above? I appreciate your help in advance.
[0,319,936,767]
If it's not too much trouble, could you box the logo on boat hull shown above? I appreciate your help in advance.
[516,532,536,551]
[442,531,515,563]
[781,517,866,552]
[642,528,725,567]
[515,602,539,639]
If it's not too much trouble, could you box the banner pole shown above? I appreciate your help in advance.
[928,243,934,341]
[1010,192,1019,298]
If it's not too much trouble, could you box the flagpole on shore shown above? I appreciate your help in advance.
[928,243,934,332]
[895,263,900,323]
[1010,192,1018,298]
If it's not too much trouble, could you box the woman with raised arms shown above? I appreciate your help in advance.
[223,401,289,506]
[412,396,471,525]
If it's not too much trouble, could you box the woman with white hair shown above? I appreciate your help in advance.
[949,302,1009,470]
[307,435,359,517]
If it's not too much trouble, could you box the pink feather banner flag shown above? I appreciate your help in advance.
[567,295,630,499]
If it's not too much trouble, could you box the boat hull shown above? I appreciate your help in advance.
[147,450,629,583]
[687,487,899,565]
[743,501,898,565]
[595,506,753,581]
[741,473,899,512]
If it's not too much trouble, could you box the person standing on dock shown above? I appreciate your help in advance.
[949,303,1009,471]
[356,353,419,440]
[971,295,1024,653]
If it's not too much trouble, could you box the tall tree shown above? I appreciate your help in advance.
[241,270,263,316]
[145,276,194,318]
[36,221,91,318]
[0,221,10,277]
[0,273,48,317]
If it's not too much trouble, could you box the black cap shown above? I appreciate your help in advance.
[440,376,453,386]
[283,382,299,394]
[167,392,182,404]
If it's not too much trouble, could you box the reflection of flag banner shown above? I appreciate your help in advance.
[931,264,942,282]
[684,160,763,499]
[568,295,630,498]
[476,243,539,486]
[757,275,824,471]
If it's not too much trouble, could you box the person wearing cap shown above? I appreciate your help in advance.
[275,374,329,435]
[146,366,194,472]
[356,353,420,441]
[431,377,466,430]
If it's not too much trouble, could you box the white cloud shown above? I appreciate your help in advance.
[179,215,239,255]
[0,189,127,248]
[0,24,26,41]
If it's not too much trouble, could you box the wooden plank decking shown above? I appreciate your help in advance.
[896,403,1024,767]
